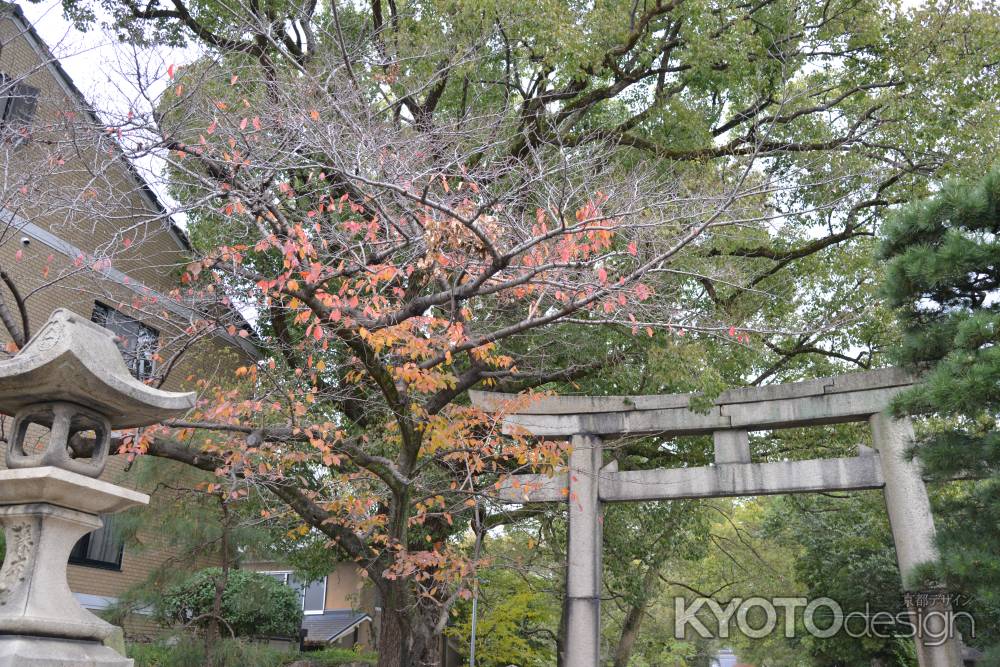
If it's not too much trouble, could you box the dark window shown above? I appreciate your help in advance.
[298,576,327,615]
[69,513,124,570]
[0,72,38,145]
[264,572,327,614]
[92,303,159,381]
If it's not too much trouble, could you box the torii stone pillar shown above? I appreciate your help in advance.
[0,310,195,666]
[870,414,963,667]
[565,434,603,665]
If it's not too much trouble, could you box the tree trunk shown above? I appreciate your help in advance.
[556,591,568,667]
[612,600,647,667]
[409,613,441,667]
[205,500,231,667]
[375,580,443,667]
[377,607,407,667]
[612,565,661,667]
[205,571,225,666]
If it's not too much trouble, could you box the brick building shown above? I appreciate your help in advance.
[0,2,251,638]
[0,4,377,649]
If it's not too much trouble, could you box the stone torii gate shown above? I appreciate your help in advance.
[470,368,962,667]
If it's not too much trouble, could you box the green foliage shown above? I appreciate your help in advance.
[127,643,174,667]
[102,456,299,628]
[127,640,376,667]
[112,459,236,564]
[155,568,303,639]
[761,492,912,665]
[446,531,561,667]
[668,499,809,666]
[301,647,378,666]
[128,639,290,667]
[880,166,1000,656]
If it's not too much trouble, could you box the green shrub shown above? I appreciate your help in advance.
[127,642,173,667]
[302,646,378,665]
[156,568,302,638]
[127,640,377,667]
[128,638,288,667]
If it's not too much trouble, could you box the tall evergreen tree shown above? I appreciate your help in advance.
[880,167,1000,658]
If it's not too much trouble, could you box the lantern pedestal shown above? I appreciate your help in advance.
[0,637,133,666]
[0,468,149,667]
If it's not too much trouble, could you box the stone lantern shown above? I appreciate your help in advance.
[0,309,195,666]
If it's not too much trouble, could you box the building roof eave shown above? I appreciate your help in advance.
[325,614,372,643]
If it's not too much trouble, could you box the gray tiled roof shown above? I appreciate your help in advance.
[301,610,372,643]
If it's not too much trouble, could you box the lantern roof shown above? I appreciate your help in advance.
[0,309,195,427]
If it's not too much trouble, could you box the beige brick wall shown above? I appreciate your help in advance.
[324,562,371,611]
[0,14,187,287]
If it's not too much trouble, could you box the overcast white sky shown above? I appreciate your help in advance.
[19,1,190,107]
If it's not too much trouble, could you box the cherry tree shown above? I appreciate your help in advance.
[131,55,782,663]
